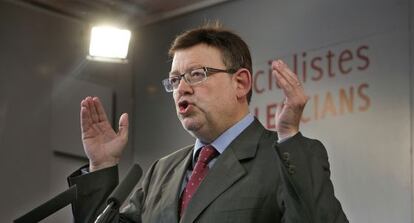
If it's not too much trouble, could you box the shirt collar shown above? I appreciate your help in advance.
[193,113,254,163]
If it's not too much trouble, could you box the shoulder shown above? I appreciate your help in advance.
[159,145,193,162]
[150,145,193,172]
[140,145,193,188]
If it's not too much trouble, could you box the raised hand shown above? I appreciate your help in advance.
[272,60,309,141]
[80,97,129,172]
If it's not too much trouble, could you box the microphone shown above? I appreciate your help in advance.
[95,163,142,223]
[14,185,77,223]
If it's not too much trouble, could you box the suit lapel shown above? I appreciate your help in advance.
[182,119,265,223]
[159,146,193,223]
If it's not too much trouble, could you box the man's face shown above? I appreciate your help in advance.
[170,44,239,142]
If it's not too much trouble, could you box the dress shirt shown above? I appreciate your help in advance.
[180,113,255,193]
[193,113,254,167]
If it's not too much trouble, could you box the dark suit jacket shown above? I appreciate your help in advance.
[68,119,348,223]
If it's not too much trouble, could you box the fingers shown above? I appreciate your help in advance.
[275,101,284,121]
[272,60,302,94]
[80,97,127,140]
[81,96,109,123]
[87,97,99,123]
[118,113,129,140]
[93,97,109,122]
[272,60,308,104]
[80,98,92,132]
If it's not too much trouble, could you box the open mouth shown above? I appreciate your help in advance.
[178,101,190,113]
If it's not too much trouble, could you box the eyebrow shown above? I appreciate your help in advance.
[169,71,181,77]
[169,65,204,77]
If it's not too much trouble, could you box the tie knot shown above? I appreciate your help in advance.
[197,145,218,164]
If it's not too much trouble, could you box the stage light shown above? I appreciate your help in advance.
[88,26,131,63]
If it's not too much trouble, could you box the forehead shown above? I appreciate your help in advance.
[170,44,224,73]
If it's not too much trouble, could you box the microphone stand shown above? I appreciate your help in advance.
[14,185,77,223]
[94,202,114,223]
[94,164,142,223]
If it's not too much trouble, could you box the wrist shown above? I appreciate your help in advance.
[89,160,119,172]
[277,130,299,142]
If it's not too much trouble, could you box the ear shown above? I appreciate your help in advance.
[232,68,252,102]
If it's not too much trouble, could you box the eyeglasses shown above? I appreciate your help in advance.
[162,67,236,92]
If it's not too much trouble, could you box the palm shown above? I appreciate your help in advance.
[275,98,305,132]
[272,60,308,140]
[80,97,128,171]
[82,121,121,162]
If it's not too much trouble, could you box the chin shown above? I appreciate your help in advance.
[180,117,202,133]
[182,120,200,132]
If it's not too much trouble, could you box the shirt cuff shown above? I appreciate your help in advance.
[80,166,90,175]
[277,132,300,144]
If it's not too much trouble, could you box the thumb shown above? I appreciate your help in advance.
[275,99,285,130]
[118,113,129,140]
[275,99,285,119]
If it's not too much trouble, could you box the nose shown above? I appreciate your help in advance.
[175,78,193,95]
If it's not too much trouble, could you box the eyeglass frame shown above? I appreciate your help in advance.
[162,66,237,92]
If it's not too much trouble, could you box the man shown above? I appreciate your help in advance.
[68,24,348,223]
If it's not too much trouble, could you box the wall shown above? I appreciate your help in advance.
[1,0,413,222]
[411,0,414,221]
[132,0,413,222]
[0,2,134,222]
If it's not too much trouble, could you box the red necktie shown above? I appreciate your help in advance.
[180,145,218,216]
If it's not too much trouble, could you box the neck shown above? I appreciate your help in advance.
[193,106,249,143]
